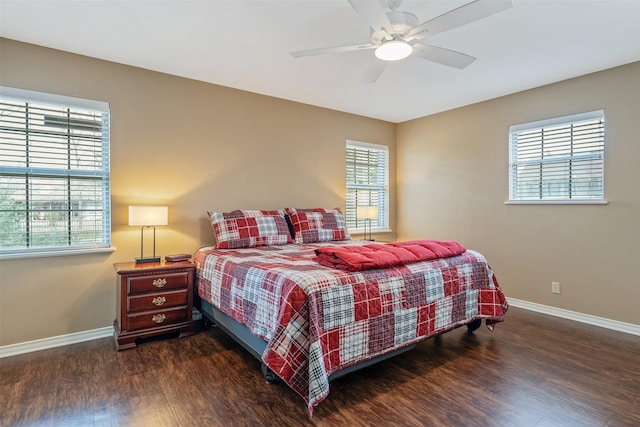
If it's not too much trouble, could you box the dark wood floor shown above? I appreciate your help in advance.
[1,307,639,426]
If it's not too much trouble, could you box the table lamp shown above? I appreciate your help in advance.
[356,205,378,241]
[128,205,168,264]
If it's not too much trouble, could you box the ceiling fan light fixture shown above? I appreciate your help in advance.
[375,39,412,61]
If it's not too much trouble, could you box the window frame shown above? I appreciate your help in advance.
[507,110,607,205]
[0,86,113,259]
[345,140,390,233]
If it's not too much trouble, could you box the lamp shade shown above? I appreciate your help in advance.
[356,205,379,220]
[128,206,168,226]
[375,39,412,61]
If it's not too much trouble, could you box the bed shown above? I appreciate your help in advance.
[194,208,508,416]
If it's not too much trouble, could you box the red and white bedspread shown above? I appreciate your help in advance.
[195,241,508,415]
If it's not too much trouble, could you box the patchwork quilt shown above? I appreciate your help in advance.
[195,241,508,416]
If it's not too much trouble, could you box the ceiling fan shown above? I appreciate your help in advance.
[290,0,513,83]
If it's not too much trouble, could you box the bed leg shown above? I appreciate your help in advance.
[261,363,279,384]
[466,319,482,334]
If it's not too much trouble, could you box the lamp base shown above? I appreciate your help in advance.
[135,256,161,264]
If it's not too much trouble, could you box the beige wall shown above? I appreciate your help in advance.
[1,37,637,348]
[397,62,640,325]
[0,38,397,346]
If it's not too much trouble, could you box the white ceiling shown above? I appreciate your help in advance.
[1,0,639,123]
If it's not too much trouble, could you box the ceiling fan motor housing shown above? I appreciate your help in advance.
[371,11,419,44]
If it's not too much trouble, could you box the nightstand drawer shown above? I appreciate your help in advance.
[128,289,188,313]
[128,271,190,294]
[127,306,188,330]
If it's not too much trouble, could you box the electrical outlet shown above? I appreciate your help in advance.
[551,281,561,294]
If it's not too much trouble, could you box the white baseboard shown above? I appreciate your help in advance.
[0,326,113,359]
[508,298,640,336]
[2,299,638,358]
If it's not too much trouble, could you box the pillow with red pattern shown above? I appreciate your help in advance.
[208,209,293,249]
[284,207,351,244]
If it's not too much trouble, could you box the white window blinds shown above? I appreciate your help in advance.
[0,87,111,255]
[346,140,389,231]
[509,110,605,203]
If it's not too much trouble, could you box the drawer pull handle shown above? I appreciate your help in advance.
[152,314,166,324]
[152,278,167,288]
[152,296,166,306]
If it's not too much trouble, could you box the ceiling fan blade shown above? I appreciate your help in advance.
[412,44,476,69]
[348,0,394,35]
[408,0,513,38]
[361,59,387,84]
[290,43,376,58]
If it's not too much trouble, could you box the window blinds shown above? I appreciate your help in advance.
[509,110,605,202]
[346,140,389,231]
[0,87,111,254]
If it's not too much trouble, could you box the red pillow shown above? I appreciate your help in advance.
[284,207,351,244]
[208,210,293,249]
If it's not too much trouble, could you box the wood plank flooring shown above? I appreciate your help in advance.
[1,307,639,426]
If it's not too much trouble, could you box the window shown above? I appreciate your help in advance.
[0,87,111,257]
[509,110,605,203]
[345,140,389,232]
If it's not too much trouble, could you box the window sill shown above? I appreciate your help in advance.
[349,228,393,234]
[0,246,116,261]
[372,229,394,234]
[505,200,609,205]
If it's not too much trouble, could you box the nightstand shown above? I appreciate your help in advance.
[113,261,196,350]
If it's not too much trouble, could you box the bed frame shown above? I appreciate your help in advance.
[198,298,482,383]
